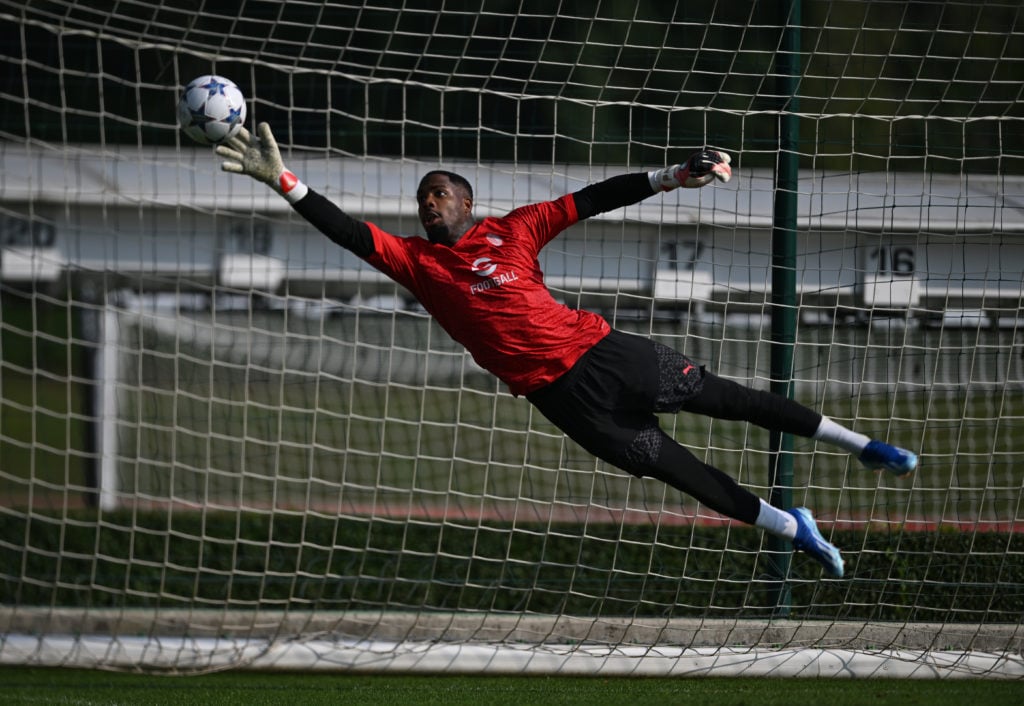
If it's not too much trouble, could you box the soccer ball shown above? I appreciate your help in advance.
[177,75,246,145]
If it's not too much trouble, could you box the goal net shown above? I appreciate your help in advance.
[1,0,1022,678]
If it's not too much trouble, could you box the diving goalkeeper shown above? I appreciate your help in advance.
[216,123,919,579]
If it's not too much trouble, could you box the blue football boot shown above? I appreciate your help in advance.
[789,507,844,578]
[859,440,918,477]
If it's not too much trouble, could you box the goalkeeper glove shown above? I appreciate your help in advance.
[216,122,309,203]
[650,149,732,191]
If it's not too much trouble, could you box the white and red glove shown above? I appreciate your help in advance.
[216,122,309,203]
[650,149,732,191]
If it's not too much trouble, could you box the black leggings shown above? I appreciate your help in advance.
[528,331,822,524]
[648,373,821,523]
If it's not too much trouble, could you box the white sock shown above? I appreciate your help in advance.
[754,499,798,540]
[813,416,871,455]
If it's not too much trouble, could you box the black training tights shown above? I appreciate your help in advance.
[638,372,822,524]
[681,371,822,436]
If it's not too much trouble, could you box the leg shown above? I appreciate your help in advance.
[679,370,917,476]
[677,370,821,437]
[530,332,845,576]
[626,427,844,578]
[528,346,762,524]
[627,427,761,523]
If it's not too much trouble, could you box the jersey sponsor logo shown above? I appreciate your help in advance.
[472,257,498,277]
[469,256,518,294]
[485,234,504,247]
[470,269,519,294]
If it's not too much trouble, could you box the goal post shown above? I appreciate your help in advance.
[2,0,1024,678]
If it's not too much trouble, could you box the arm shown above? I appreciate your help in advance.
[572,173,652,220]
[216,123,375,258]
[292,190,374,258]
[572,150,732,220]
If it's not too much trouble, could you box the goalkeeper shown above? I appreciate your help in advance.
[217,123,919,579]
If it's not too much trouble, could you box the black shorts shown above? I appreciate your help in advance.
[526,329,703,471]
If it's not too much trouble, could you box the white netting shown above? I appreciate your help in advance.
[1,0,1022,677]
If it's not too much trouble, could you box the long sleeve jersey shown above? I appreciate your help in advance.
[293,172,656,396]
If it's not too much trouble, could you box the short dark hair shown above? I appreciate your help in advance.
[420,170,474,201]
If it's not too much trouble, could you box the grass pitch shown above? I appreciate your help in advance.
[1,668,1022,705]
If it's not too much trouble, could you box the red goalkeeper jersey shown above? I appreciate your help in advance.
[364,194,611,396]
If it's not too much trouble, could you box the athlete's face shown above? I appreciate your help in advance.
[416,175,473,246]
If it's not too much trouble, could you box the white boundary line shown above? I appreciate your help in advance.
[2,635,1022,679]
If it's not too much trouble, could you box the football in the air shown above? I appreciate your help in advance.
[177,75,246,145]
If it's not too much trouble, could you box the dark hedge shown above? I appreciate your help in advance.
[1,510,1021,622]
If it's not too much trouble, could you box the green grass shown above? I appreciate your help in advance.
[3,361,1020,524]
[3,305,1023,521]
[0,668,1021,705]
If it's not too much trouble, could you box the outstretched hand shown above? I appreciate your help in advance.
[679,149,729,187]
[676,149,732,188]
[216,122,291,194]
[651,150,733,191]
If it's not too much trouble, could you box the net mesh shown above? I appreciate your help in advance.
[1,0,1022,677]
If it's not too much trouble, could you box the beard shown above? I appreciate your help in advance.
[425,223,452,245]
